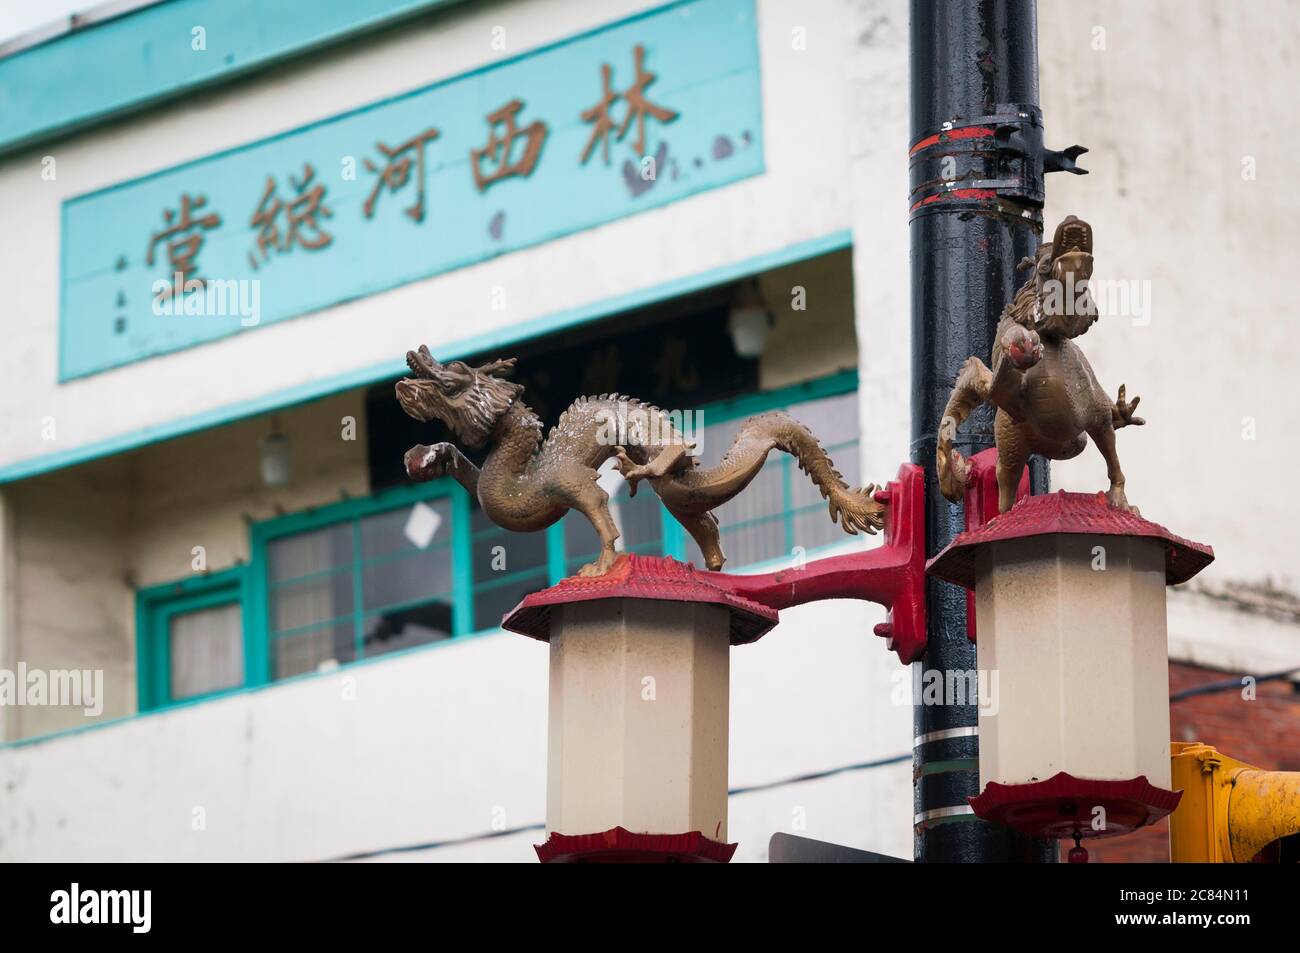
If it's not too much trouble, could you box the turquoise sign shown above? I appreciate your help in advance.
[59,0,763,380]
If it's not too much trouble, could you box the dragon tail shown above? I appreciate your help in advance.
[671,411,884,536]
[767,413,884,536]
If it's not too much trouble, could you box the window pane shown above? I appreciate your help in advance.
[271,574,353,635]
[268,524,352,582]
[169,602,243,700]
[361,548,452,613]
[682,389,860,569]
[360,500,450,558]
[562,460,663,575]
[473,569,549,632]
[263,496,461,677]
[274,624,356,678]
[471,505,547,579]
[363,600,453,657]
[358,500,455,658]
[470,503,549,631]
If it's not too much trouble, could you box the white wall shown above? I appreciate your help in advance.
[1041,0,1300,596]
[0,546,914,862]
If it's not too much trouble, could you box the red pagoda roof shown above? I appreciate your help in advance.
[926,490,1214,590]
[502,553,779,645]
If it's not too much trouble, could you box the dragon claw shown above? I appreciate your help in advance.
[577,549,620,577]
[1113,385,1145,428]
[404,443,449,482]
[937,446,970,503]
[829,484,886,536]
[612,446,652,497]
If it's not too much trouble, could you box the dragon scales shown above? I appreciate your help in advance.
[395,346,885,576]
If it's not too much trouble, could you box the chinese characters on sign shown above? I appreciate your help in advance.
[472,100,548,191]
[62,0,764,379]
[580,44,679,164]
[147,46,680,286]
[364,127,441,223]
[250,164,333,268]
[146,193,221,300]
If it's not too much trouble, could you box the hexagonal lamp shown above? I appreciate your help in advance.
[926,490,1214,853]
[503,554,778,863]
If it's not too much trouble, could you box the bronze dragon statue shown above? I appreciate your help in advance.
[395,346,884,576]
[937,214,1145,515]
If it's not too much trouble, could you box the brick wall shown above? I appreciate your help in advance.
[1063,661,1300,863]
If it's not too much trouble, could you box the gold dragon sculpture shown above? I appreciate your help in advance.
[395,345,884,576]
[936,214,1145,515]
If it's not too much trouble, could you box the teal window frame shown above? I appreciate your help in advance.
[135,566,247,712]
[654,368,860,563]
[245,475,471,689]
[134,369,858,710]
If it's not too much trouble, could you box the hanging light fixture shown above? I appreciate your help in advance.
[260,416,291,488]
[727,277,773,359]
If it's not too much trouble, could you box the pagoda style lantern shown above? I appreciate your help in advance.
[393,345,929,861]
[503,555,775,862]
[502,465,927,863]
[927,488,1214,857]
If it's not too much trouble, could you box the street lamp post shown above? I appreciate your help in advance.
[908,0,1083,862]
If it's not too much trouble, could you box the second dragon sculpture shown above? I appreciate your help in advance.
[396,346,884,576]
[937,214,1146,515]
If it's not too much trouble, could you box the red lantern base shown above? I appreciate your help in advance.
[535,827,737,863]
[969,772,1182,839]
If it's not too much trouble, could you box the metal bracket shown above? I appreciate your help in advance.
[703,462,928,664]
[908,103,1088,224]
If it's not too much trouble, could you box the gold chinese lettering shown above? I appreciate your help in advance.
[145,193,222,300]
[364,127,441,223]
[580,44,679,165]
[471,99,548,191]
[248,163,333,269]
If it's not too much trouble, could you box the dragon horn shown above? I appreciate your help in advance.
[476,357,517,378]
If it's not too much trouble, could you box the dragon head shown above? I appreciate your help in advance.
[1020,214,1098,340]
[395,346,522,448]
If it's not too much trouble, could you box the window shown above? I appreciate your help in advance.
[468,502,550,633]
[136,569,245,710]
[677,382,860,568]
[257,490,463,681]
[561,460,666,576]
[136,372,858,709]
[170,603,244,700]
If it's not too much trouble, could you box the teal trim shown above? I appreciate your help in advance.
[545,523,567,586]
[350,519,366,662]
[698,368,859,424]
[660,506,686,559]
[135,566,246,712]
[451,490,474,636]
[0,229,852,486]
[0,0,468,158]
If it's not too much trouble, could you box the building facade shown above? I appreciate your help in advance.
[0,0,1295,861]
